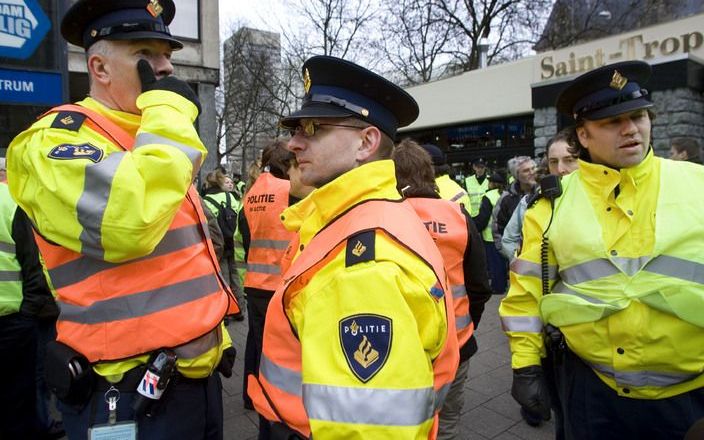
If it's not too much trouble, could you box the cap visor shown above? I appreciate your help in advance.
[583,98,653,121]
[279,104,355,128]
[105,32,183,50]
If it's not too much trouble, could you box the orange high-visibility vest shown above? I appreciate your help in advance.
[34,104,237,362]
[243,173,294,291]
[247,199,459,439]
[407,197,473,347]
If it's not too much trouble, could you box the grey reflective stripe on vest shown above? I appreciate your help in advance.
[500,316,543,332]
[510,258,558,280]
[259,352,302,397]
[587,362,699,387]
[612,256,650,276]
[0,270,21,281]
[0,241,15,254]
[450,191,466,202]
[173,326,221,359]
[434,382,452,413]
[559,258,620,284]
[246,263,281,275]
[49,225,203,290]
[134,132,203,170]
[58,274,220,324]
[550,281,608,305]
[456,314,472,331]
[452,285,466,299]
[250,239,290,250]
[304,384,434,426]
[644,255,704,284]
[77,152,125,260]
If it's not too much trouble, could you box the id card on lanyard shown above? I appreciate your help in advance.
[88,422,137,440]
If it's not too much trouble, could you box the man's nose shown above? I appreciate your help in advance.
[153,56,174,79]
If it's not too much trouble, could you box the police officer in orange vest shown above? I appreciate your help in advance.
[247,56,459,439]
[7,1,237,438]
[239,141,298,411]
[394,139,492,439]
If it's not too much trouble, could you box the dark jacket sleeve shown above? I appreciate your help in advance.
[200,198,224,261]
[462,205,492,330]
[238,208,250,261]
[472,195,493,233]
[13,207,56,318]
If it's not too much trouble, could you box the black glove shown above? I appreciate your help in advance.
[137,59,201,115]
[511,365,551,421]
[217,346,236,378]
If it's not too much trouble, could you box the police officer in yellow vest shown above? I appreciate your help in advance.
[420,143,472,209]
[464,158,489,216]
[0,166,55,438]
[7,1,237,438]
[247,55,458,439]
[499,61,704,439]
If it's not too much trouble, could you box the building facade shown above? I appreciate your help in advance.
[402,12,704,171]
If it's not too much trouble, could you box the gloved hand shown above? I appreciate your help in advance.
[137,59,201,115]
[217,346,236,378]
[511,365,551,422]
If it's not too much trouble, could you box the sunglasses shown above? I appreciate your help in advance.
[286,120,365,138]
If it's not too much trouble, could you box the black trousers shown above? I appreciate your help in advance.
[554,348,704,440]
[0,313,38,439]
[59,373,223,440]
[243,292,273,407]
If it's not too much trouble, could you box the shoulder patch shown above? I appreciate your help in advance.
[339,314,392,383]
[48,144,104,163]
[345,230,375,267]
[51,112,86,131]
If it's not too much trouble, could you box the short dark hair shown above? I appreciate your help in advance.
[671,137,700,161]
[547,127,579,158]
[392,139,438,198]
[261,139,294,180]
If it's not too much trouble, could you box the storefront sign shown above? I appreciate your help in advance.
[537,13,704,81]
[0,0,51,60]
[0,67,62,104]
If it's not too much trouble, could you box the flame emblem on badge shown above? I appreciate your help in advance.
[353,336,380,368]
[303,68,311,94]
[610,70,628,90]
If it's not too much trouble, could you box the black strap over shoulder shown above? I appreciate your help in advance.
[50,111,86,131]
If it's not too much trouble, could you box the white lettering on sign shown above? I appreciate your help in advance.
[0,79,34,92]
[0,2,31,38]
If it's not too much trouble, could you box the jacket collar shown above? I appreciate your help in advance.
[78,97,141,138]
[282,160,402,243]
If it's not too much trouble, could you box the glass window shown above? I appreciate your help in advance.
[171,0,199,40]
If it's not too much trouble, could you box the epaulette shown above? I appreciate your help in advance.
[345,230,375,267]
[50,111,86,131]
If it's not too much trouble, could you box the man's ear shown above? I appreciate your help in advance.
[356,126,382,162]
[87,54,110,86]
[576,126,589,151]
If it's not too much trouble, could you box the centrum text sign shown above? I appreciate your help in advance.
[536,13,704,81]
[0,68,62,105]
[0,0,51,60]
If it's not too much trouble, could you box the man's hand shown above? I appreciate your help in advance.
[511,365,551,421]
[137,59,201,115]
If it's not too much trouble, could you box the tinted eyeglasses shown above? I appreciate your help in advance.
[286,120,365,138]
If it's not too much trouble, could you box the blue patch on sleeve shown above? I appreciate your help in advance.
[430,281,445,299]
[48,144,104,163]
[339,314,392,383]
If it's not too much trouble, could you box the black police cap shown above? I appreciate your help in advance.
[280,56,419,139]
[556,61,653,121]
[420,144,446,166]
[61,0,182,50]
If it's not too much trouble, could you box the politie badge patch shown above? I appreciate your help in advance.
[48,144,103,163]
[339,314,392,383]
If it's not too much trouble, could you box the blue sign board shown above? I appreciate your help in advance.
[0,67,62,105]
[0,0,51,60]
